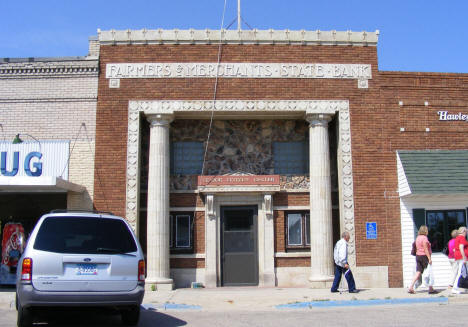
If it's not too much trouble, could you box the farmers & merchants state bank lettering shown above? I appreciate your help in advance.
[106,63,372,79]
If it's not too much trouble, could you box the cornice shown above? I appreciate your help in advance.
[99,29,379,46]
[0,60,99,78]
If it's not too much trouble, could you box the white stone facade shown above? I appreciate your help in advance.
[127,99,358,288]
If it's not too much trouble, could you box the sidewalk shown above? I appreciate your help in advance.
[142,286,468,311]
[1,286,467,312]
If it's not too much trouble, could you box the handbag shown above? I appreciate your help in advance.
[458,264,468,289]
[411,242,416,256]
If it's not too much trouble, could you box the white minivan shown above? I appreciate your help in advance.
[16,210,145,327]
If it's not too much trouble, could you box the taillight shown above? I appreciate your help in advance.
[21,258,32,281]
[138,260,145,282]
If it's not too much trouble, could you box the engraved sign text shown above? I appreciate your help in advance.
[106,63,372,80]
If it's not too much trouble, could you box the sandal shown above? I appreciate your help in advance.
[428,290,439,294]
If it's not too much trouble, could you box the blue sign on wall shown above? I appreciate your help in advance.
[1,151,43,177]
[0,141,69,179]
[366,222,377,239]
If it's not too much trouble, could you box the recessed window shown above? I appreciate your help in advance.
[286,211,310,249]
[171,142,204,175]
[273,141,309,174]
[170,213,194,253]
[426,210,466,252]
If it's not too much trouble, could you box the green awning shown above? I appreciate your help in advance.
[398,150,468,195]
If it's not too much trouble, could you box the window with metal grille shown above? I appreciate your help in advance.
[171,142,204,175]
[273,141,309,174]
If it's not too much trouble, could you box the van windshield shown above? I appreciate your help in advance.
[33,217,137,254]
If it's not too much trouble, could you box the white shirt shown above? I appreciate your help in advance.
[334,238,348,267]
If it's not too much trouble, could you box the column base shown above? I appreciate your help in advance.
[308,275,334,289]
[260,272,276,287]
[203,270,218,288]
[308,280,334,289]
[145,278,174,291]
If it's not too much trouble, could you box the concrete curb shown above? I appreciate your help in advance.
[142,303,202,311]
[275,296,448,309]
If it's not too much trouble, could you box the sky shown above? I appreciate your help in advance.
[1,0,467,73]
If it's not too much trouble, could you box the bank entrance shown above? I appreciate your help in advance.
[221,206,258,286]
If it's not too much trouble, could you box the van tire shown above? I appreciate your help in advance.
[17,303,32,327]
[121,305,140,326]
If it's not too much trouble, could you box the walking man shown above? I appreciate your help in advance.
[331,231,359,293]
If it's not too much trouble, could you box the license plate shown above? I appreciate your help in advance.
[76,263,97,276]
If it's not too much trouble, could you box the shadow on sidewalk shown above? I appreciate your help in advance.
[27,306,188,327]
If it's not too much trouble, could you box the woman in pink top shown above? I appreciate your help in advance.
[452,226,468,294]
[447,229,458,288]
[408,225,437,294]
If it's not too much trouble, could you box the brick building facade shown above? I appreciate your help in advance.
[91,28,467,289]
[3,28,468,289]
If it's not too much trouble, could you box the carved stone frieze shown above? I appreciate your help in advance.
[130,99,348,114]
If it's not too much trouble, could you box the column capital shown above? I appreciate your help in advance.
[146,113,174,126]
[305,113,333,127]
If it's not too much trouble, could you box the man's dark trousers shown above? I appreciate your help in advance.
[331,264,356,292]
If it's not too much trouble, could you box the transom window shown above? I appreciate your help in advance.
[273,141,309,174]
[170,213,194,253]
[286,211,310,250]
[426,210,466,252]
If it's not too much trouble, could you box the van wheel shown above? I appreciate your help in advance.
[17,303,32,327]
[121,306,140,326]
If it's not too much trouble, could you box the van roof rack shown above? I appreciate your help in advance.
[49,209,115,216]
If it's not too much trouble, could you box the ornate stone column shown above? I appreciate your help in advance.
[146,113,174,290]
[307,113,334,286]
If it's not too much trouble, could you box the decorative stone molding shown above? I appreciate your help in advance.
[129,99,348,115]
[99,29,378,46]
[264,194,273,218]
[337,107,356,266]
[126,99,356,262]
[0,59,99,78]
[206,194,215,219]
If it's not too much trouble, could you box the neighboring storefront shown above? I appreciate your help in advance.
[398,150,468,288]
[0,43,99,283]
